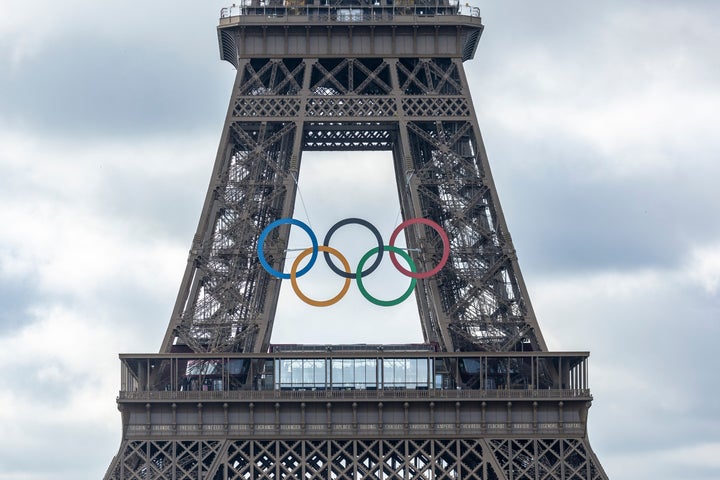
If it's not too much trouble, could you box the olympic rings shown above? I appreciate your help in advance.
[257,217,449,307]
[291,246,352,307]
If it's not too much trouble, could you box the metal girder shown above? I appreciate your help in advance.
[105,437,606,480]
[160,51,547,354]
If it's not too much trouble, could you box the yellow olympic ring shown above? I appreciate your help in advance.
[290,245,352,307]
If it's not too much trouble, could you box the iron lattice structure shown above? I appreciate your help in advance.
[110,438,606,480]
[105,3,608,479]
[160,6,544,356]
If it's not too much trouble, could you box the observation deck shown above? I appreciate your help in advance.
[217,0,484,63]
[116,346,594,440]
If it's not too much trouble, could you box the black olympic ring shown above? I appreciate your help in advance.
[323,218,384,279]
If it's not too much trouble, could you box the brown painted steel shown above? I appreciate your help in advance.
[105,2,608,478]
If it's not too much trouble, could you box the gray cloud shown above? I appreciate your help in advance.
[0,35,231,137]
[95,162,208,240]
[0,274,40,334]
[490,136,720,274]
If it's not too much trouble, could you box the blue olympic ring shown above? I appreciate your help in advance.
[257,218,318,280]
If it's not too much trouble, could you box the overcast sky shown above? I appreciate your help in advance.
[1,0,719,479]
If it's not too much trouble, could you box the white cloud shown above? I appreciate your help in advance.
[528,246,720,474]
[606,441,720,479]
[0,305,121,449]
[664,442,720,469]
[687,243,720,294]
[0,130,213,298]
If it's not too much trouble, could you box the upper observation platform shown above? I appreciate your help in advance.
[218,0,484,63]
[118,348,591,401]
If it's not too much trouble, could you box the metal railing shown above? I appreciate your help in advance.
[119,387,591,402]
[219,2,481,22]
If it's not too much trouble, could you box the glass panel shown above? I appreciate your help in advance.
[278,359,288,388]
[316,359,327,387]
[332,359,343,388]
[274,358,328,389]
[322,358,385,389]
[406,358,417,388]
[394,359,406,386]
[274,360,280,388]
[382,359,392,387]
[262,359,274,390]
[459,357,481,388]
[355,359,366,387]
[292,359,302,386]
[417,358,428,389]
[302,359,313,387]
[366,359,377,388]
[382,358,410,388]
[342,359,354,387]
[320,359,326,387]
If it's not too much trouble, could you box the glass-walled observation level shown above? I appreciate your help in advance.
[119,349,590,397]
[219,0,481,23]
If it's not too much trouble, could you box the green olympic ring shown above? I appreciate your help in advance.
[356,246,417,307]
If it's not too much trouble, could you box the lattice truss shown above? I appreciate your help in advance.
[165,56,543,354]
[106,437,606,480]
[106,440,222,480]
[403,120,541,352]
[487,439,607,480]
[169,120,297,353]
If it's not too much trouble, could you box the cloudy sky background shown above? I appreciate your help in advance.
[1,0,719,478]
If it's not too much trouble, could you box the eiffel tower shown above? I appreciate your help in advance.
[104,2,608,479]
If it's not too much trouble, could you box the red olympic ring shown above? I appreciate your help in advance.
[388,217,450,279]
